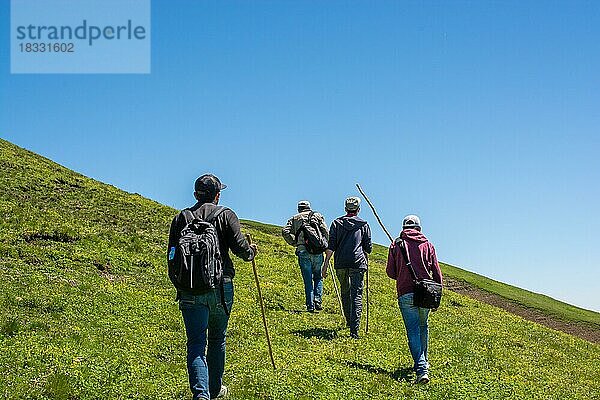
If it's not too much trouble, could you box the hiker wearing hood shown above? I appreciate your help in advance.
[323,197,372,339]
[386,215,442,385]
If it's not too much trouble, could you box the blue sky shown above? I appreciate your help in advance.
[1,1,599,311]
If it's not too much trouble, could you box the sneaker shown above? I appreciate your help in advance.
[211,385,228,399]
[307,308,315,313]
[314,302,323,311]
[416,373,429,384]
[350,332,360,339]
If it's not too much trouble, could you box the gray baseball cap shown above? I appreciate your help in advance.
[403,214,421,229]
[345,197,361,212]
[298,200,311,211]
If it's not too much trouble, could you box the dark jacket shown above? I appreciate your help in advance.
[327,214,372,269]
[167,202,255,280]
[386,229,443,297]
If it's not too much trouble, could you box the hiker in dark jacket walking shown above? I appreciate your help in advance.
[282,201,329,312]
[168,174,257,400]
[322,197,372,339]
[386,215,442,385]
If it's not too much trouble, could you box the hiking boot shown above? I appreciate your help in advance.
[211,385,228,399]
[350,332,359,339]
[416,373,429,384]
[314,302,323,311]
[307,307,315,313]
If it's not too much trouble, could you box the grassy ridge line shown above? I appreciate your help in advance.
[242,219,600,328]
[2,138,600,399]
[5,136,595,326]
[440,262,600,327]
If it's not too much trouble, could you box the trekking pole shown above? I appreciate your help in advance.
[330,268,345,319]
[356,184,393,335]
[246,234,276,370]
[365,255,369,334]
[356,183,394,243]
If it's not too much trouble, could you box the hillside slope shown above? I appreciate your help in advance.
[440,264,600,343]
[1,138,599,399]
[441,262,599,328]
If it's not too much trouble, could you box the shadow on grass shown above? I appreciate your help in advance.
[345,361,414,382]
[292,327,340,340]
[265,304,305,314]
[264,298,306,314]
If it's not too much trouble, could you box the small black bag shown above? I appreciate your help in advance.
[297,211,328,254]
[398,239,442,309]
[414,279,443,309]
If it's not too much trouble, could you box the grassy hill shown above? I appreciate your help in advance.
[1,138,599,399]
[440,262,600,329]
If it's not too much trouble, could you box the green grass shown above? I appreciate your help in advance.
[1,138,599,399]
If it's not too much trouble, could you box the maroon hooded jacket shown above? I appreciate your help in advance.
[386,229,443,297]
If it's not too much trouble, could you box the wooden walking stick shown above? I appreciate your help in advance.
[365,255,369,334]
[356,183,394,243]
[329,267,345,319]
[246,234,276,370]
[356,184,395,335]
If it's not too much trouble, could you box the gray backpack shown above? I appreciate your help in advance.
[298,211,328,254]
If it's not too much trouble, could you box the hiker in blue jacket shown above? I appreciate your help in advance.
[322,197,372,339]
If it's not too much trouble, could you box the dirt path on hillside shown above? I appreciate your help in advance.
[445,278,600,344]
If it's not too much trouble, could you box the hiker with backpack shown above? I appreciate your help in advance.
[386,215,443,385]
[167,174,257,400]
[282,200,329,313]
[322,197,372,339]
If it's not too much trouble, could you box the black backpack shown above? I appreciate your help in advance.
[297,211,328,255]
[168,206,226,294]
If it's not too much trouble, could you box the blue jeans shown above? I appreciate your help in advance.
[296,250,324,310]
[179,281,234,400]
[398,293,430,375]
[336,268,364,335]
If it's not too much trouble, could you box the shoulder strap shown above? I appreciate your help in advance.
[295,211,310,232]
[295,212,308,245]
[420,247,433,279]
[181,209,195,224]
[183,205,227,225]
[398,239,418,282]
[205,205,227,224]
